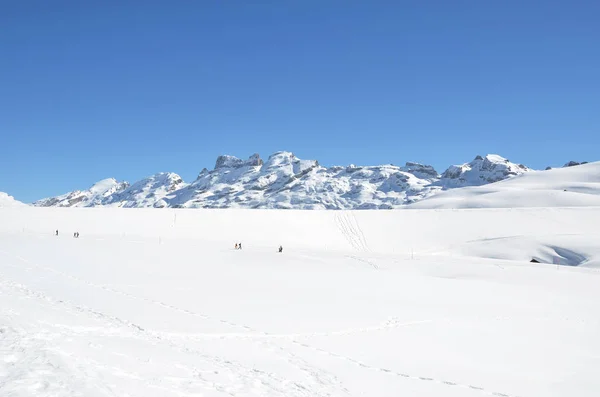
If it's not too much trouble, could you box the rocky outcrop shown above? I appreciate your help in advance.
[564,161,588,167]
[215,153,263,169]
[400,162,439,180]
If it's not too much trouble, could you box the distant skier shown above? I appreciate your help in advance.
[55,230,59,236]
[238,242,242,250]
[278,245,283,253]
[235,243,238,250]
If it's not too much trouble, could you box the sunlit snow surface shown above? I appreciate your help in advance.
[2,204,600,397]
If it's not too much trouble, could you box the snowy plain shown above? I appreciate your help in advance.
[2,164,600,397]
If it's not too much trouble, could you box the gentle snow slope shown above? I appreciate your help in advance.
[1,206,600,397]
[410,161,600,209]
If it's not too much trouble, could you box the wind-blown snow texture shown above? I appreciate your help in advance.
[33,152,536,209]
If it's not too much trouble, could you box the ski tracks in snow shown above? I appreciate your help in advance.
[334,212,379,269]
[334,212,371,254]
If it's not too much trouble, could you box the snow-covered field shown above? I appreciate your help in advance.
[1,203,600,397]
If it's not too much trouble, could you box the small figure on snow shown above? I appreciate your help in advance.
[55,230,59,236]
[238,242,242,250]
[235,243,238,250]
[278,245,283,253]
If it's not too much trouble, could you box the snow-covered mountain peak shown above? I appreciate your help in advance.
[33,178,129,207]
[262,151,320,175]
[440,154,531,187]
[89,178,126,195]
[141,172,184,189]
[101,172,185,208]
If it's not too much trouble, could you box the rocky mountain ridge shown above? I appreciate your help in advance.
[31,152,537,210]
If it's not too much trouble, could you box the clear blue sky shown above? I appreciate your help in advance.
[1,1,598,203]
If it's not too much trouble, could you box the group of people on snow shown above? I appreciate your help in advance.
[55,230,79,238]
[234,242,283,253]
[55,230,283,251]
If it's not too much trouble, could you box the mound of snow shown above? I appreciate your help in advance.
[0,192,25,207]
[409,161,600,209]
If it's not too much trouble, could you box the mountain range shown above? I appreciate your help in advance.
[23,151,541,210]
[0,152,592,209]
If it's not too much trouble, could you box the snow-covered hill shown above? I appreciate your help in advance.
[0,192,25,207]
[409,161,600,209]
[32,152,534,209]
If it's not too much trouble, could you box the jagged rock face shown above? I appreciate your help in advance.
[31,152,533,210]
[214,153,264,169]
[440,155,530,188]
